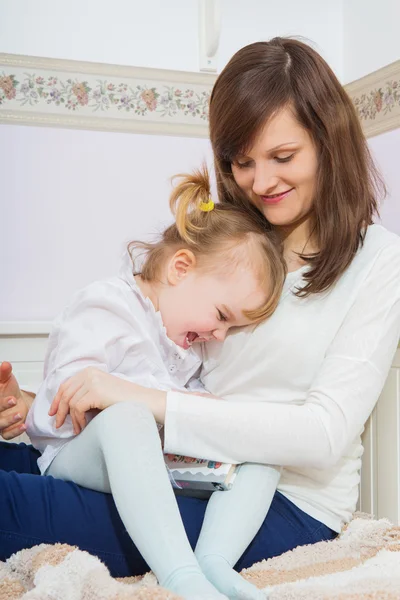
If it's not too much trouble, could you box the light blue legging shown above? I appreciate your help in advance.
[48,402,280,600]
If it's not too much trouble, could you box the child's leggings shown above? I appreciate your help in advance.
[47,401,280,600]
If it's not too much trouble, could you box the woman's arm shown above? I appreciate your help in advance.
[0,362,34,439]
[50,370,219,433]
[43,241,400,469]
[162,242,400,468]
[53,240,400,468]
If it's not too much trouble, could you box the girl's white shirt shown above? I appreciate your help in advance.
[164,224,400,533]
[26,254,203,474]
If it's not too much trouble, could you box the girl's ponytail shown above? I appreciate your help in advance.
[169,165,213,246]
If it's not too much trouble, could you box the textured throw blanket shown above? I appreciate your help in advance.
[1,514,399,599]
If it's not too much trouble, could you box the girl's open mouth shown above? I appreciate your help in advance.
[183,331,199,349]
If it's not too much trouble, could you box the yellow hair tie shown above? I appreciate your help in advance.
[199,199,215,212]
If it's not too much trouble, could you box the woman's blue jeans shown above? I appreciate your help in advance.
[0,442,337,576]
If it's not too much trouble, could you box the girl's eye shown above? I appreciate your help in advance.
[275,153,295,163]
[217,309,228,322]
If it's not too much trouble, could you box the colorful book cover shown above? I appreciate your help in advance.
[164,453,240,491]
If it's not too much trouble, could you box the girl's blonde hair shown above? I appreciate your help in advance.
[128,166,286,322]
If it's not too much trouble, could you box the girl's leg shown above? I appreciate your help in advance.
[195,464,280,599]
[234,491,337,572]
[0,441,162,575]
[47,402,227,600]
[0,442,337,578]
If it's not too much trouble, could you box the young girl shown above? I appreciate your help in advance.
[26,167,286,600]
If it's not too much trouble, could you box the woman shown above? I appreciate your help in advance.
[1,37,400,580]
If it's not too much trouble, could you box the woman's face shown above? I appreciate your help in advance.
[231,108,318,230]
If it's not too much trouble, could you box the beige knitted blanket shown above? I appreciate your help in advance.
[1,514,400,599]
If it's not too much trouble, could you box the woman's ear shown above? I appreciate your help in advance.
[167,249,197,285]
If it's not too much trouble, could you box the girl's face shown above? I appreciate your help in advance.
[158,251,266,350]
[231,108,318,230]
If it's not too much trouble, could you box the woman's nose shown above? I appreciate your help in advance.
[252,164,279,196]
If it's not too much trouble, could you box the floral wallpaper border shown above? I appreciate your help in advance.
[0,53,399,139]
[345,59,400,138]
[0,54,217,138]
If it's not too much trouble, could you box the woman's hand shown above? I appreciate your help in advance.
[49,367,167,434]
[0,361,34,440]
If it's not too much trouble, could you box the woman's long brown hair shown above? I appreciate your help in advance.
[209,37,386,296]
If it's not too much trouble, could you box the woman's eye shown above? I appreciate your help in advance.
[275,153,295,163]
[217,309,227,322]
[233,160,252,169]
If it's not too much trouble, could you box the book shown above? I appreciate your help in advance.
[164,453,240,492]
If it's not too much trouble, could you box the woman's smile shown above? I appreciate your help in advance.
[260,188,294,205]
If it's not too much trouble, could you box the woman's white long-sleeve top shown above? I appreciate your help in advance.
[163,225,400,532]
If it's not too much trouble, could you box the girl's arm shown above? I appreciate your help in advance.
[50,368,218,433]
[29,280,163,437]
[50,367,167,433]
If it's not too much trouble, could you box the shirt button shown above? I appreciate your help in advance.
[169,364,177,373]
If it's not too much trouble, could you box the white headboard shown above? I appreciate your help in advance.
[0,322,51,391]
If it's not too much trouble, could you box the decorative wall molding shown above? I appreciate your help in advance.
[0,54,217,138]
[345,60,400,139]
[1,52,399,140]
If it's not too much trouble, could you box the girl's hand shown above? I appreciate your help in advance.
[49,368,146,434]
[0,361,34,440]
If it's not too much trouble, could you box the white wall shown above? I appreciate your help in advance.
[0,0,200,72]
[0,0,344,79]
[3,3,398,314]
[343,0,400,83]
[217,0,343,79]
[370,129,400,237]
[0,0,347,323]
[342,0,400,236]
[0,124,212,320]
